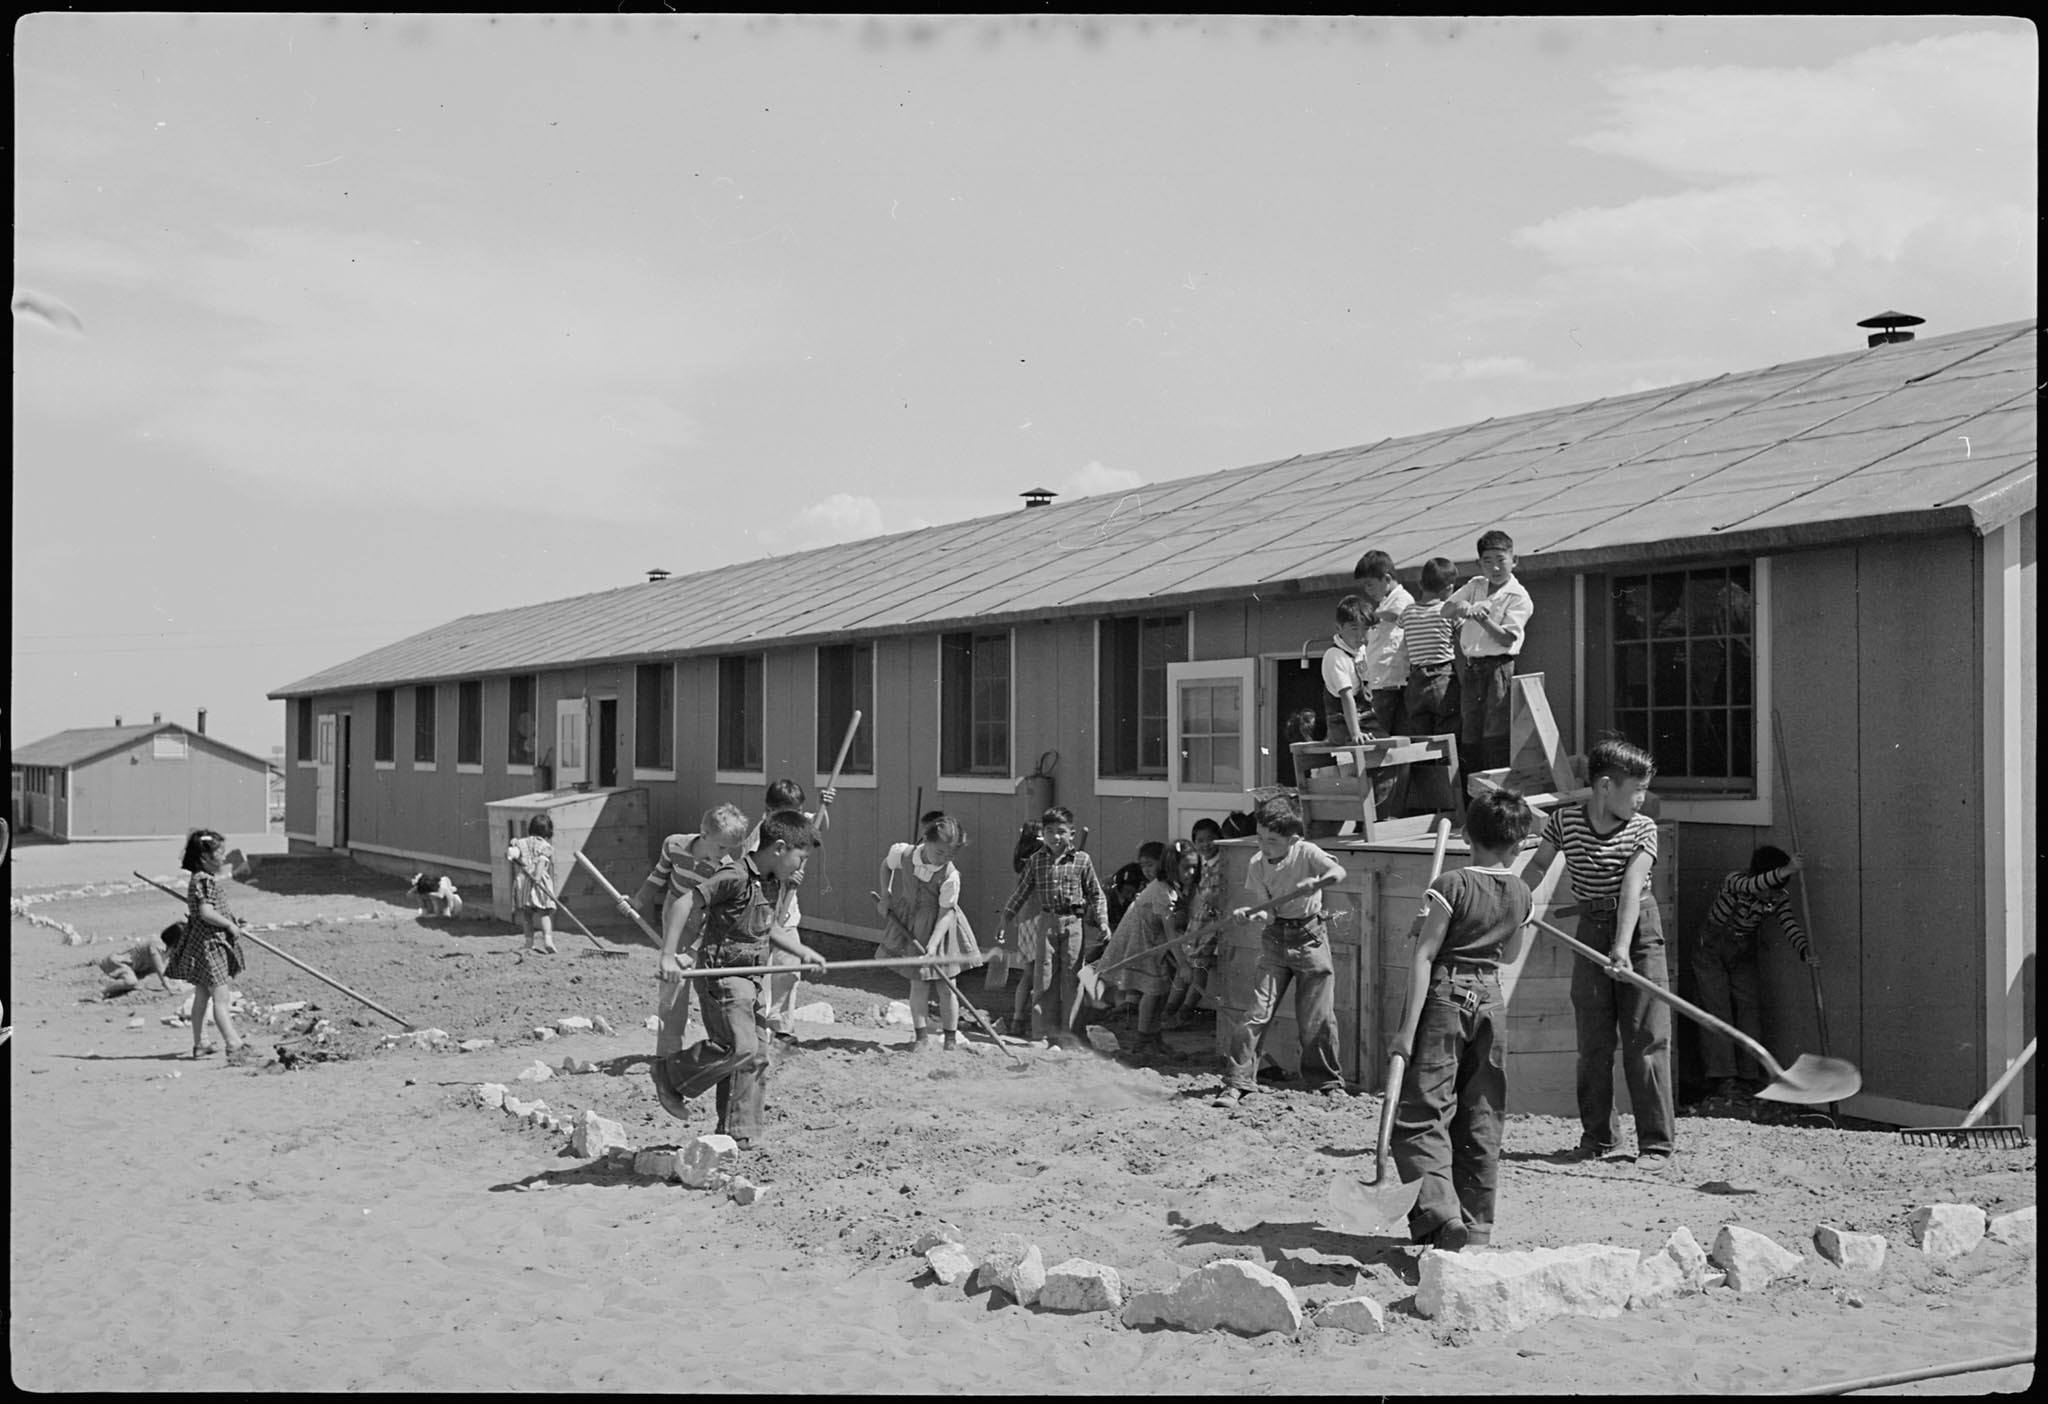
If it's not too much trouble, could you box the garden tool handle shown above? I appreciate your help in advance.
[1374,1050,1406,1183]
[1961,1037,2037,1128]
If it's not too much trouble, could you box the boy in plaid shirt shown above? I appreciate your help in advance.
[1693,845,1811,1099]
[998,806,1109,1046]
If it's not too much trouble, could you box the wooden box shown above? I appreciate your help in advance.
[484,786,651,922]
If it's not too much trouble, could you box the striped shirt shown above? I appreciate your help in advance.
[1540,805,1658,904]
[1703,869,1810,959]
[1002,845,1110,931]
[1399,598,1456,668]
[632,832,734,917]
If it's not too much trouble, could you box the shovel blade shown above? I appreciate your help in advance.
[1756,1053,1862,1105]
[1075,963,1105,1008]
[1327,1172,1423,1236]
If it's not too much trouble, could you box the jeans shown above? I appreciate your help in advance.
[663,975,771,1140]
[1403,667,1457,739]
[1456,653,1515,774]
[1031,914,1087,1040]
[1220,929,1344,1092]
[1691,924,1765,1082]
[1392,967,1506,1242]
[1369,687,1407,737]
[1570,905,1675,1156]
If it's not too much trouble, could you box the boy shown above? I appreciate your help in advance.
[1398,556,1463,815]
[1446,529,1534,775]
[653,810,828,1148]
[1521,738,1672,1169]
[999,806,1109,1047]
[1320,596,1372,747]
[747,779,837,1042]
[1352,549,1415,738]
[626,803,753,1040]
[1388,787,1539,1251]
[1163,818,1229,1028]
[1694,845,1811,1100]
[98,925,178,998]
[1214,796,1349,1106]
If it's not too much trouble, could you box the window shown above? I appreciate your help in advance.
[296,698,314,761]
[1611,564,1755,790]
[941,630,1010,776]
[374,689,396,763]
[636,663,674,771]
[1097,613,1188,779]
[717,654,764,773]
[457,681,483,766]
[153,734,188,760]
[507,675,537,767]
[1177,680,1244,789]
[815,643,875,776]
[413,685,437,764]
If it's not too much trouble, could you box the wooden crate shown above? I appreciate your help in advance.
[1290,735,1463,841]
[484,786,651,921]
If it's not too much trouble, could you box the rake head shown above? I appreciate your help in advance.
[1897,1124,2030,1150]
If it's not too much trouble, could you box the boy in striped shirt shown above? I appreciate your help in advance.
[1522,738,1674,1169]
[1694,845,1811,1099]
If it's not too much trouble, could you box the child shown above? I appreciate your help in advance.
[999,806,1110,1047]
[162,828,256,1065]
[1352,549,1415,738]
[1522,738,1672,1169]
[1102,838,1196,1061]
[750,779,837,1041]
[506,814,559,955]
[629,803,753,1047]
[653,810,828,1147]
[1446,529,1534,775]
[1163,819,1229,1028]
[1398,556,1464,815]
[1320,595,1372,747]
[875,813,983,1051]
[1214,796,1348,1106]
[409,872,464,919]
[1388,786,1540,1251]
[1693,845,1812,1099]
[992,821,1047,1034]
[98,924,179,998]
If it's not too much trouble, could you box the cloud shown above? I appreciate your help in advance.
[1065,459,1146,498]
[758,492,887,554]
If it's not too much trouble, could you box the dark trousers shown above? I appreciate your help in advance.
[1368,687,1407,737]
[1456,653,1516,774]
[663,975,770,1140]
[1392,967,1506,1242]
[1570,906,1675,1156]
[1691,924,1765,1082]
[1220,930,1343,1092]
[1031,914,1087,1040]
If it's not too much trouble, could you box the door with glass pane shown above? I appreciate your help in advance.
[1166,659,1257,843]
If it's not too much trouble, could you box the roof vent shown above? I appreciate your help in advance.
[152,712,162,725]
[197,708,208,735]
[1857,310,1924,348]
[646,568,671,583]
[1020,487,1057,510]
[114,714,123,727]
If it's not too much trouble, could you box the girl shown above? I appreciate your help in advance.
[506,813,558,955]
[875,814,982,1052]
[1101,838,1193,1062]
[1164,819,1228,1028]
[163,829,257,1065]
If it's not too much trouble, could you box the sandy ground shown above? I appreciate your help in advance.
[7,842,2035,1394]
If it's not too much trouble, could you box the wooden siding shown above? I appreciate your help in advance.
[68,735,268,838]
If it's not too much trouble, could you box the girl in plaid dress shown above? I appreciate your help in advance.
[875,813,983,1052]
[164,828,257,1065]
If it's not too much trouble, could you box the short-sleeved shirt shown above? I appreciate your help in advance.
[695,856,782,969]
[1361,583,1415,691]
[636,833,734,915]
[1448,574,1535,657]
[1244,839,1345,919]
[745,808,819,927]
[1540,804,1659,903]
[1398,598,1456,668]
[1320,635,1362,703]
[1425,865,1531,968]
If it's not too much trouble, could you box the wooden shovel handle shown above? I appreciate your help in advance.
[1378,818,1451,1182]
[574,851,664,945]
[1962,1037,2037,1127]
[824,710,862,795]
[1085,873,1338,983]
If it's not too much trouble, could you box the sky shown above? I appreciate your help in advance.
[11,14,2037,758]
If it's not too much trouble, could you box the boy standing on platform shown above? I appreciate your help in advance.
[1352,549,1415,738]
[1446,529,1534,775]
[1320,596,1372,747]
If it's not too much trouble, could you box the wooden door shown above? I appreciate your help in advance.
[314,714,336,846]
[1166,658,1256,843]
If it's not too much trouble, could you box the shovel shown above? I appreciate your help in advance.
[1068,874,1340,1029]
[1900,1037,2035,1149]
[513,854,630,957]
[870,890,1026,1066]
[1530,911,1861,1105]
[1327,818,1449,1234]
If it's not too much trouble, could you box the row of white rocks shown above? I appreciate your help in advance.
[469,1084,769,1205]
[909,1203,2037,1339]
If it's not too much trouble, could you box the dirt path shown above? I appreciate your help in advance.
[8,854,2035,1393]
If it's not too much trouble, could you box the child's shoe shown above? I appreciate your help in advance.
[905,1032,933,1053]
[941,1030,962,1051]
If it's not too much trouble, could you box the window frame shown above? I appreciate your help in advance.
[506,674,538,773]
[938,628,1015,789]
[373,688,397,767]
[1094,611,1191,794]
[814,641,877,787]
[715,652,766,782]
[633,661,676,779]
[295,697,315,765]
[456,679,484,771]
[413,684,438,769]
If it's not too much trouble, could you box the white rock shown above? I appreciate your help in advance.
[556,1016,594,1034]
[1418,1244,1637,1333]
[1710,1224,1806,1291]
[791,1001,836,1025]
[1908,1203,1986,1261]
[559,1056,598,1074]
[882,1000,915,1028]
[1143,1259,1302,1338]
[516,1060,553,1083]
[1702,1271,1727,1290]
[458,1038,495,1053]
[1628,1250,1686,1309]
[1039,1258,1124,1313]
[972,1234,1047,1307]
[1813,1225,1887,1274]
[1084,1025,1121,1054]
[1662,1225,1711,1288]
[727,1176,762,1206]
[503,1096,546,1119]
[644,1015,660,1032]
[679,1134,740,1189]
[591,1015,615,1036]
[1986,1206,2035,1252]
[126,1015,146,1028]
[269,1001,308,1015]
[912,1221,965,1254]
[572,1108,631,1159]
[473,1082,508,1110]
[531,1027,557,1042]
[1313,1295,1388,1334]
[924,1242,976,1287]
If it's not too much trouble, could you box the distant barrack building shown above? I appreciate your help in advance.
[270,317,2035,1131]
[12,713,274,839]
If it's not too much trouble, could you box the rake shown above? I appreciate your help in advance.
[1899,1038,2035,1149]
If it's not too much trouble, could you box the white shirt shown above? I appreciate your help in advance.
[1320,634,1362,700]
[1361,583,1414,691]
[1448,575,1534,657]
[884,841,963,908]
